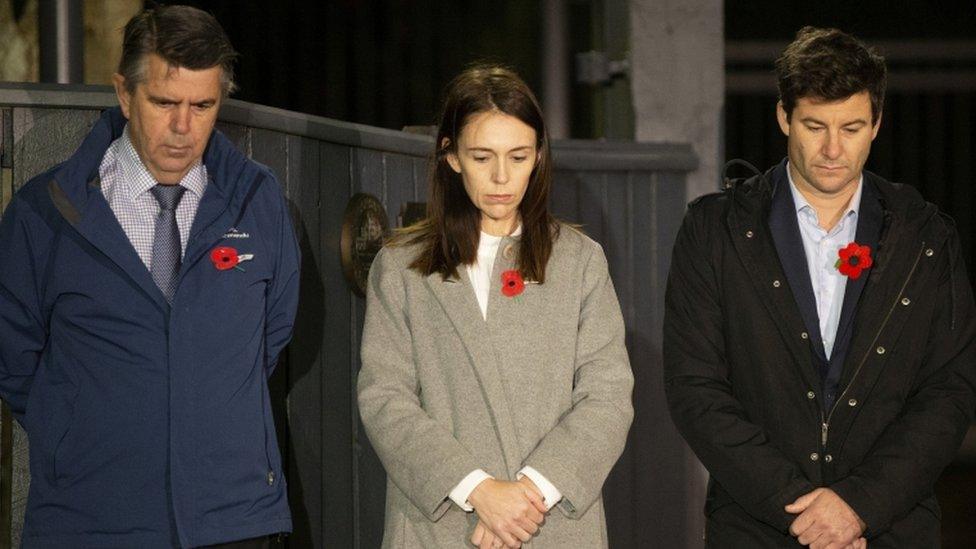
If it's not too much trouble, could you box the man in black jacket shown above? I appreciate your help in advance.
[664,27,976,548]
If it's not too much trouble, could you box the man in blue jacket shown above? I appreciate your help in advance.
[0,6,299,547]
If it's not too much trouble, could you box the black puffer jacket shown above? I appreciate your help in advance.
[664,161,976,547]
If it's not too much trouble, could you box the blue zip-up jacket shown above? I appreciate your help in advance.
[0,107,299,547]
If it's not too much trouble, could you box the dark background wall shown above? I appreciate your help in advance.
[177,0,624,139]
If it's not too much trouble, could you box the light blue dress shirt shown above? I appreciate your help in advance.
[786,165,863,359]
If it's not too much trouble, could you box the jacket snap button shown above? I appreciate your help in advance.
[824,454,833,463]
[925,248,934,257]
[267,471,275,485]
[807,391,815,400]
[848,398,857,407]
[773,280,781,288]
[745,230,754,238]
[901,297,911,306]
[801,332,809,340]
[876,346,885,355]
[810,453,819,461]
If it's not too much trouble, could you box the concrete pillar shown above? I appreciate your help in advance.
[629,1,723,546]
[630,0,724,201]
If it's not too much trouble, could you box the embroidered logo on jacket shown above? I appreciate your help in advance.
[222,227,251,239]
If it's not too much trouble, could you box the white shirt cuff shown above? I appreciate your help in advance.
[518,466,563,511]
[448,469,493,512]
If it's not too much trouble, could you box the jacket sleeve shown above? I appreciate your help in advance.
[0,196,51,421]
[521,242,634,519]
[263,179,300,376]
[663,205,815,533]
[356,248,486,521]
[832,229,976,538]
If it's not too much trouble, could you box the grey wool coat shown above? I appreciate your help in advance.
[357,225,634,548]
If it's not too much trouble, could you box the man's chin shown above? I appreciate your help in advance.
[151,163,196,184]
[810,173,859,194]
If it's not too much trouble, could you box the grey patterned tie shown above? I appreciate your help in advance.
[150,184,186,304]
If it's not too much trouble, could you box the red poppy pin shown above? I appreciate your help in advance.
[210,246,254,272]
[501,269,525,298]
[835,242,873,280]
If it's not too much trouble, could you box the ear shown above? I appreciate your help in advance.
[112,73,132,119]
[776,101,790,137]
[442,138,462,174]
[871,111,883,140]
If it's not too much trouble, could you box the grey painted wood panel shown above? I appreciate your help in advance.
[216,121,251,156]
[12,108,100,190]
[285,136,325,548]
[317,141,356,549]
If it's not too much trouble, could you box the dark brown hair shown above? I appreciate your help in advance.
[118,5,239,96]
[776,26,887,124]
[394,65,559,282]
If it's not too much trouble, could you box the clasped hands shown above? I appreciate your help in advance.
[468,476,547,549]
[785,488,867,549]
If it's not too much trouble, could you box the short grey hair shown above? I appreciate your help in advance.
[118,5,239,96]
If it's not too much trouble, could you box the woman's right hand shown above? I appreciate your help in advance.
[468,478,547,547]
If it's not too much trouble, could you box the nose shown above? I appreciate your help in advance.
[822,130,842,160]
[170,105,191,135]
[492,158,510,184]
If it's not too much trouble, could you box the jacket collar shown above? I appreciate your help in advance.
[47,106,264,311]
[728,157,945,406]
[768,161,827,363]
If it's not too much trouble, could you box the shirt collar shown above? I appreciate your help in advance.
[786,162,863,226]
[117,125,208,199]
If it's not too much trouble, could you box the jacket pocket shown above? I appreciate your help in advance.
[260,372,282,487]
[29,382,79,487]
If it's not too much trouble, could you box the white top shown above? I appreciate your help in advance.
[466,231,505,319]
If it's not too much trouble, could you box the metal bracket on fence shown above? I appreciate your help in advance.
[576,51,630,86]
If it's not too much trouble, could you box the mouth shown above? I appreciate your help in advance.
[485,194,513,203]
[164,145,192,155]
[816,165,846,173]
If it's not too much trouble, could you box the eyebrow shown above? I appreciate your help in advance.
[465,145,534,153]
[800,117,870,127]
[147,94,217,106]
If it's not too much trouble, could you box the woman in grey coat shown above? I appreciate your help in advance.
[357,65,634,549]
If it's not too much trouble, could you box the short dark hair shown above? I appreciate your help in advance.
[118,5,239,96]
[394,64,559,283]
[776,26,887,124]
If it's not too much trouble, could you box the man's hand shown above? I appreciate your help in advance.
[468,478,547,547]
[785,488,866,548]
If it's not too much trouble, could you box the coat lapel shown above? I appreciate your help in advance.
[54,176,169,312]
[727,166,822,394]
[179,173,234,274]
[768,166,828,365]
[836,175,912,392]
[831,180,883,362]
[423,262,524,477]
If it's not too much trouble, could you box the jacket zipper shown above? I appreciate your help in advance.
[818,241,927,450]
